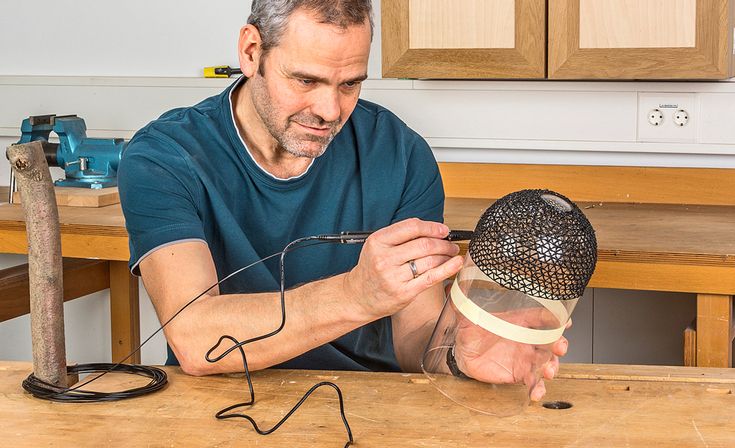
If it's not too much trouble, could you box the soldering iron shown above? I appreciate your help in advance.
[318,229,474,244]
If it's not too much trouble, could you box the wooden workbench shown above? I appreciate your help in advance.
[0,361,733,447]
[0,197,138,364]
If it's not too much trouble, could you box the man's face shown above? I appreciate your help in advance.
[249,10,371,158]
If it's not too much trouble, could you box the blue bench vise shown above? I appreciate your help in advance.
[17,114,126,189]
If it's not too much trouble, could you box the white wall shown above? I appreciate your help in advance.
[0,0,246,78]
[1,1,732,367]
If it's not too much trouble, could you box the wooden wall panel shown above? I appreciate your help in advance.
[383,0,546,79]
[409,0,515,49]
[549,0,735,79]
[580,0,696,49]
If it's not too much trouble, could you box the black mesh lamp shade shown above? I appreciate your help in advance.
[470,189,598,301]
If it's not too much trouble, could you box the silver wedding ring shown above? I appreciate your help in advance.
[409,259,419,279]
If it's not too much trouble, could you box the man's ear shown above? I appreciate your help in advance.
[238,24,263,77]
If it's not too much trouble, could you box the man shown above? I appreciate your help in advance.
[118,0,566,401]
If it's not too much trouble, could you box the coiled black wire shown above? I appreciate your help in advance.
[21,236,353,447]
[22,363,167,403]
[22,248,285,402]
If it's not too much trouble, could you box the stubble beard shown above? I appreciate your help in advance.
[251,77,341,159]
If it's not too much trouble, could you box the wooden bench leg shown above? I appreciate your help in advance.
[696,294,733,367]
[683,322,696,367]
[109,261,140,364]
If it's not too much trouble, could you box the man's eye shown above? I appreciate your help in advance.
[299,79,314,85]
[344,81,360,88]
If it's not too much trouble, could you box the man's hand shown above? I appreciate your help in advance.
[453,310,570,401]
[344,218,464,321]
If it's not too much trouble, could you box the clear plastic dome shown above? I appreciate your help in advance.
[422,253,579,416]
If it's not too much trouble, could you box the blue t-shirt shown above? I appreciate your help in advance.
[118,77,444,372]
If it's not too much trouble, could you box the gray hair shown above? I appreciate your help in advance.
[248,0,374,54]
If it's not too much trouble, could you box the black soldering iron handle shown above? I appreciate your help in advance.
[318,229,473,244]
[446,230,474,242]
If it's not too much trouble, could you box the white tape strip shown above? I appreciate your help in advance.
[460,266,573,321]
[450,266,576,345]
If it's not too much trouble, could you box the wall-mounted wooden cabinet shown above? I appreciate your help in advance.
[550,0,735,79]
[382,0,547,78]
[382,0,735,79]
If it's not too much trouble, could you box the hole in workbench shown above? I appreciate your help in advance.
[542,401,573,410]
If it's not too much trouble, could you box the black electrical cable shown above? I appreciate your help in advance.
[204,236,354,447]
[20,237,354,446]
[20,249,289,402]
[202,230,472,447]
[22,229,472,446]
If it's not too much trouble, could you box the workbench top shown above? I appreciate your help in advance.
[1,361,733,447]
[3,194,734,266]
[445,197,735,265]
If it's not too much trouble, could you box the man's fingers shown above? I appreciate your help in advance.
[372,218,449,246]
[542,356,559,380]
[408,255,463,290]
[552,336,568,357]
[406,255,457,279]
[397,238,460,267]
[530,379,547,402]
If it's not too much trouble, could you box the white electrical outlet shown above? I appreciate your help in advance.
[637,93,697,142]
[648,109,664,126]
[673,109,689,127]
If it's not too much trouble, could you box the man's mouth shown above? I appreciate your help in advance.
[295,122,332,136]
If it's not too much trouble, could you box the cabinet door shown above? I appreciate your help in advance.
[549,0,735,79]
[382,0,546,79]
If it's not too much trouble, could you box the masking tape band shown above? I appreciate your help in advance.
[460,265,574,321]
[450,266,576,345]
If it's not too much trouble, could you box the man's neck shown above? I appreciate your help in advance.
[231,81,313,179]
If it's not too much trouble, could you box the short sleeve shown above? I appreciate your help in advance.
[391,133,445,225]
[118,134,206,275]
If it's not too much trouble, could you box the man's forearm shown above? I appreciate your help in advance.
[392,318,437,372]
[390,284,444,372]
[165,273,371,375]
[141,221,463,376]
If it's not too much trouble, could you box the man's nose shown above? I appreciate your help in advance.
[310,88,341,124]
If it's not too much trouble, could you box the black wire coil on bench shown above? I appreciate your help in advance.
[22,362,168,403]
